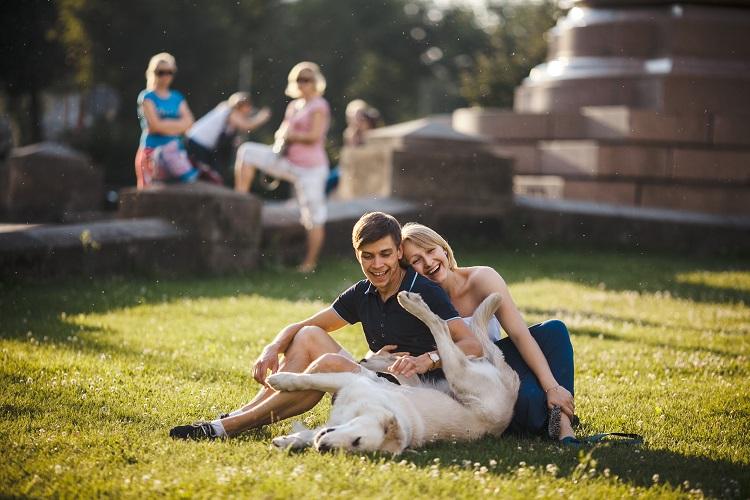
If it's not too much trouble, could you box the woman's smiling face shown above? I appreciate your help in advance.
[402,240,449,284]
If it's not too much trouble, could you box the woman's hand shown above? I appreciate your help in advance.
[252,344,281,386]
[546,385,575,417]
[388,354,432,378]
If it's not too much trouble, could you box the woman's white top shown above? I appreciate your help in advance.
[462,315,503,342]
[186,102,231,148]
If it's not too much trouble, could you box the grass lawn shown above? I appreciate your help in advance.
[1,246,748,498]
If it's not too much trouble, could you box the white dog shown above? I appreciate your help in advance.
[267,291,520,455]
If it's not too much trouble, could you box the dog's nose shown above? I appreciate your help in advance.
[317,443,332,453]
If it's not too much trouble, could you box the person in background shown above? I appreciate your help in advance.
[135,52,195,189]
[234,61,331,273]
[186,92,271,182]
[343,99,381,147]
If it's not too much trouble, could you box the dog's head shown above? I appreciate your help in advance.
[313,411,409,455]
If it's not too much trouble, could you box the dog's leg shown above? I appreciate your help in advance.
[267,371,361,394]
[272,421,319,450]
[397,291,468,375]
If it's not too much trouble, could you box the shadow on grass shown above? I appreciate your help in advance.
[388,435,748,498]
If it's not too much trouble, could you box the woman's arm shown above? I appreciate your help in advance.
[474,268,575,417]
[228,107,271,133]
[285,109,326,144]
[142,99,193,135]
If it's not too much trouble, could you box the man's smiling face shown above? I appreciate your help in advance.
[356,235,404,293]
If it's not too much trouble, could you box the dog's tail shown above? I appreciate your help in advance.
[469,293,520,395]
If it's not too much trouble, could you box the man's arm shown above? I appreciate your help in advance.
[252,307,348,385]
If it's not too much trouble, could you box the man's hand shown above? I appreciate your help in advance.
[253,345,281,386]
[388,353,432,378]
[371,344,408,358]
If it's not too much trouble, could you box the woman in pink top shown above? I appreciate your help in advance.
[235,61,330,273]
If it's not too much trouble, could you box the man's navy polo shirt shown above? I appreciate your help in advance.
[332,266,460,356]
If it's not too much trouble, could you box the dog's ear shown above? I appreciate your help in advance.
[380,415,408,455]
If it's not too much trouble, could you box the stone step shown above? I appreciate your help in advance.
[538,141,750,182]
[453,106,713,144]
[513,194,750,257]
[260,197,420,265]
[517,175,750,215]
[0,217,183,280]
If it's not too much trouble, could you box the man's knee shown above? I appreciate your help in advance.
[286,326,338,358]
[308,353,359,374]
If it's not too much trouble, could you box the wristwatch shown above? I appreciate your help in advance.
[427,351,440,370]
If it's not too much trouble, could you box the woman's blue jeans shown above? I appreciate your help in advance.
[494,319,574,436]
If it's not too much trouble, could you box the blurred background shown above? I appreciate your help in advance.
[0,0,559,189]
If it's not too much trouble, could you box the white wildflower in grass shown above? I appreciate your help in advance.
[652,474,660,483]
[489,459,497,467]
[291,465,305,477]
[545,464,559,476]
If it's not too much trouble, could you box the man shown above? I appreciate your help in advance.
[170,212,481,440]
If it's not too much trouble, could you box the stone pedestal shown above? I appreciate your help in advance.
[118,182,262,273]
[339,116,514,226]
[515,3,750,114]
[1,142,103,222]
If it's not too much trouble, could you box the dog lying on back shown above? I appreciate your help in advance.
[267,291,520,454]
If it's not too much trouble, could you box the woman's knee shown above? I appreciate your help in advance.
[532,319,572,348]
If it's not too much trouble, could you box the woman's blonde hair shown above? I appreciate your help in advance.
[145,52,177,90]
[401,222,458,270]
[285,61,326,98]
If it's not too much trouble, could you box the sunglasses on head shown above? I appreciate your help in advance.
[296,76,313,83]
[155,69,175,77]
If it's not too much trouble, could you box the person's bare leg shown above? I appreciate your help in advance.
[234,160,256,193]
[221,353,360,436]
[299,225,324,273]
[559,413,575,440]
[223,326,342,416]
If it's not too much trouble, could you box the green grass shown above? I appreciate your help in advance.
[1,246,749,498]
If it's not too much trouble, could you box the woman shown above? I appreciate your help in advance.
[401,223,578,442]
[234,62,331,273]
[186,92,271,180]
[135,52,195,189]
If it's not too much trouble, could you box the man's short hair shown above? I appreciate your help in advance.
[352,212,402,250]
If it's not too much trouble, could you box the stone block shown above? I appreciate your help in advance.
[540,141,670,178]
[0,218,184,280]
[339,116,514,218]
[118,182,262,273]
[338,146,393,199]
[671,148,750,182]
[2,142,103,222]
[640,184,750,215]
[490,144,540,175]
[550,21,659,60]
[562,179,639,205]
[452,108,551,140]
[713,114,750,146]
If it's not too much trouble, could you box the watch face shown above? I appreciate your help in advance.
[429,352,440,362]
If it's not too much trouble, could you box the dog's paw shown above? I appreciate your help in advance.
[272,433,312,450]
[397,291,428,315]
[266,373,299,391]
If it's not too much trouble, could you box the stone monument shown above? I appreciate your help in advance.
[453,0,750,216]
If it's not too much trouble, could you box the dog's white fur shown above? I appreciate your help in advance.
[267,291,520,455]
